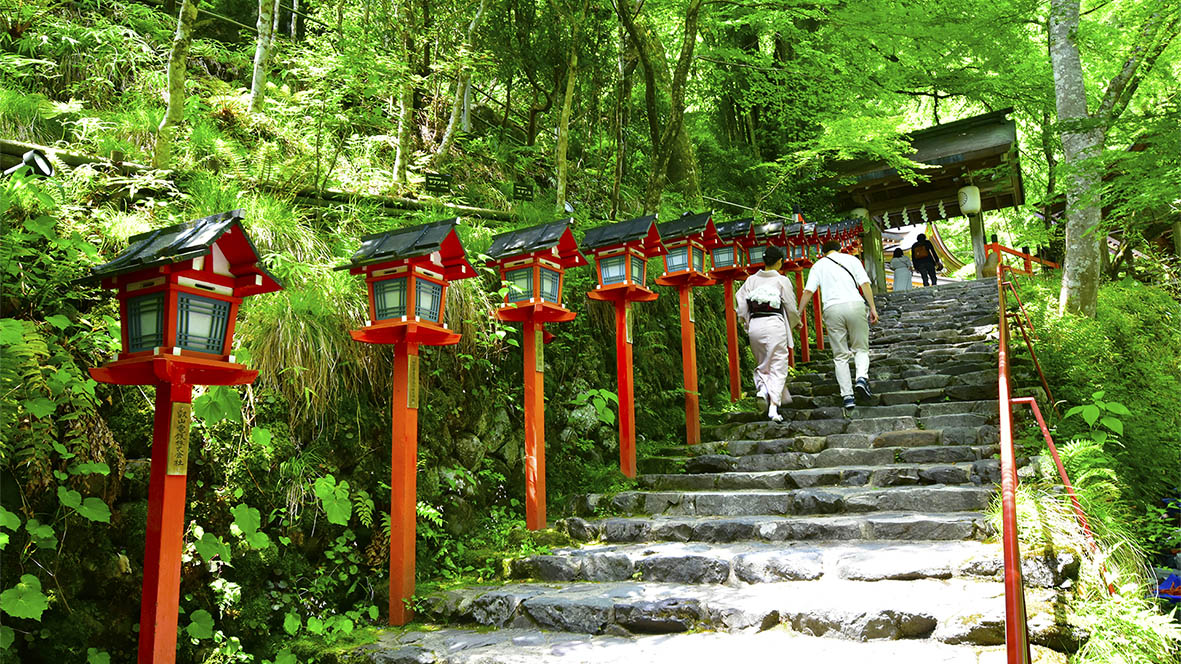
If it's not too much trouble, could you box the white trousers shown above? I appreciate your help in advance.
[823,301,870,398]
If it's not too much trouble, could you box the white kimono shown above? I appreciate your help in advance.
[735,270,802,407]
[890,256,914,291]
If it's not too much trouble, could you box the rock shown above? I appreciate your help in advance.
[454,433,486,470]
[872,429,940,448]
[686,455,736,473]
[638,555,730,584]
[792,490,844,514]
[523,595,613,633]
[733,550,824,583]
[581,553,634,581]
[615,598,705,633]
[971,459,1001,486]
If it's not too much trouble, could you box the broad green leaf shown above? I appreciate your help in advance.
[192,386,243,426]
[313,475,351,526]
[368,605,379,620]
[24,398,56,419]
[70,462,111,476]
[306,616,325,635]
[76,497,111,523]
[1080,404,1100,427]
[44,314,71,330]
[25,519,56,549]
[22,216,55,240]
[250,427,273,451]
[283,612,301,635]
[1063,405,1083,419]
[0,319,25,346]
[0,624,13,649]
[1091,390,1105,400]
[0,533,9,551]
[332,616,354,634]
[1100,417,1123,435]
[87,648,111,664]
[194,532,232,563]
[230,504,270,549]
[274,651,297,664]
[1105,402,1131,415]
[57,486,82,509]
[1,574,49,620]
[186,609,214,640]
[0,506,19,531]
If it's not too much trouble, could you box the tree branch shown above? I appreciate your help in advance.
[1098,10,1181,122]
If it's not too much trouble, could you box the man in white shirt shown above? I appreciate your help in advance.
[797,239,879,411]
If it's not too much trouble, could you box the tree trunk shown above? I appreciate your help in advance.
[610,27,630,220]
[555,46,578,213]
[249,0,279,113]
[290,0,303,40]
[1049,0,1104,316]
[153,0,199,169]
[433,0,488,166]
[394,27,415,184]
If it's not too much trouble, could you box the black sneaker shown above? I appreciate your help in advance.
[855,377,873,399]
[843,395,856,410]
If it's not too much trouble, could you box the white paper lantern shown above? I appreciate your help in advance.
[958,186,982,215]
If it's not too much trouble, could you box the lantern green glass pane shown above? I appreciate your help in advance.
[415,279,443,322]
[693,247,705,272]
[506,268,533,303]
[375,277,408,320]
[711,247,735,268]
[540,268,560,303]
[599,255,626,285]
[664,246,689,273]
[127,292,165,352]
[630,255,645,285]
[176,293,230,354]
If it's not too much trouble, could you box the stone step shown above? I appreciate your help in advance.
[710,414,999,443]
[578,485,994,518]
[638,461,986,491]
[417,577,1069,648]
[508,540,1079,589]
[359,627,1069,664]
[682,443,999,474]
[559,511,994,544]
[712,400,1000,432]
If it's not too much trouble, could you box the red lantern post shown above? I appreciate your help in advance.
[83,210,282,664]
[656,212,719,446]
[486,219,587,529]
[338,218,476,625]
[809,222,827,351]
[708,218,754,402]
[581,215,666,477]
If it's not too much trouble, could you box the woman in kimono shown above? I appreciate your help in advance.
[889,248,914,291]
[735,246,801,422]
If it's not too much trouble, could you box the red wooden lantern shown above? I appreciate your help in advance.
[744,220,787,273]
[581,215,665,477]
[83,209,282,664]
[656,211,718,446]
[709,218,754,403]
[487,219,587,529]
[338,218,475,626]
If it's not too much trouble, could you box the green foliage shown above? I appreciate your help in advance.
[1,574,50,620]
[313,475,352,526]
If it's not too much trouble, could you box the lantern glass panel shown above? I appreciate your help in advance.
[374,277,408,320]
[127,292,165,352]
[664,246,689,273]
[711,247,735,268]
[693,247,705,272]
[539,267,561,303]
[630,255,645,285]
[176,293,230,354]
[415,279,443,322]
[598,255,627,286]
[506,267,533,303]
[751,246,766,266]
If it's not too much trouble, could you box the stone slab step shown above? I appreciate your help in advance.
[357,626,1069,664]
[508,540,1079,589]
[579,486,994,518]
[417,578,1069,648]
[559,511,994,544]
[682,443,999,474]
[638,461,986,491]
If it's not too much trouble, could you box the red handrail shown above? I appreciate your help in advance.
[997,264,1033,664]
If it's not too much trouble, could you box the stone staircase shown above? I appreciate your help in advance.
[357,279,1077,663]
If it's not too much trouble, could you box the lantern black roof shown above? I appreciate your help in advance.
[339,218,458,268]
[85,209,281,293]
[656,210,715,243]
[785,223,802,236]
[714,217,753,241]
[486,218,587,267]
[581,215,658,251]
[752,220,785,242]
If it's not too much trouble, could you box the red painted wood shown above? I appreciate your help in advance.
[523,322,547,529]
[678,286,701,446]
[388,342,419,625]
[615,300,636,478]
[138,382,192,664]
[723,279,741,402]
[793,269,810,363]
